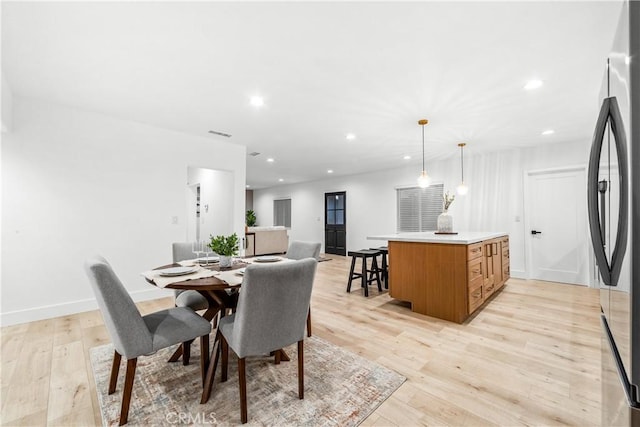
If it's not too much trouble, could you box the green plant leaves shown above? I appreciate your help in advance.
[208,232,239,256]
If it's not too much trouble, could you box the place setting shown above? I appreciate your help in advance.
[140,264,220,288]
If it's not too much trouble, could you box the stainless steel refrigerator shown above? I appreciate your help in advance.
[588,1,640,425]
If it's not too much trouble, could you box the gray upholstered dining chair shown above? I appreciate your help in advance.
[173,242,213,365]
[172,242,209,311]
[285,241,321,337]
[217,258,317,424]
[84,256,211,425]
[286,240,321,260]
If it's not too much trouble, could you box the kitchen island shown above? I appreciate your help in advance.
[368,232,510,323]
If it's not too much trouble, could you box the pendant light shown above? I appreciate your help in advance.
[456,142,469,195]
[417,119,431,188]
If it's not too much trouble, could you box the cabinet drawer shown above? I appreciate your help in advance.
[501,236,509,249]
[468,257,483,285]
[468,281,483,313]
[502,247,510,264]
[467,242,483,261]
[503,265,510,280]
[484,281,496,299]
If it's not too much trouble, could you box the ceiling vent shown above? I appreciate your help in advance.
[249,152,261,157]
[208,130,232,138]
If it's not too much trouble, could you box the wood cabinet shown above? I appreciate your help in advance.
[388,234,510,323]
[470,236,509,313]
[244,232,255,257]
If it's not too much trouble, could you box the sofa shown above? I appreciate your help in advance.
[245,226,289,256]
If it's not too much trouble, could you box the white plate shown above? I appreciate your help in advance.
[196,256,219,263]
[158,266,198,277]
[254,256,281,263]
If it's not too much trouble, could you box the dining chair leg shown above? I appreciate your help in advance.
[221,335,229,383]
[200,332,221,404]
[298,340,304,399]
[200,334,209,387]
[238,357,248,424]
[183,341,191,366]
[109,351,122,394]
[119,358,137,426]
[306,308,312,337]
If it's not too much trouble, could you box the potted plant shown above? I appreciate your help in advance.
[246,210,257,227]
[208,233,239,268]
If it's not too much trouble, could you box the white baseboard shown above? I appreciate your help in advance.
[0,288,170,327]
[510,269,526,279]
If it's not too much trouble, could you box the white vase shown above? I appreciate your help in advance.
[219,255,233,268]
[437,211,453,233]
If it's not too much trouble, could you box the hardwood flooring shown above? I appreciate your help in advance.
[1,254,601,426]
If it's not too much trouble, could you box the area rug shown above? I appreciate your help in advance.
[90,336,405,426]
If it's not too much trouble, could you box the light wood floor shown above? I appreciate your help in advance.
[1,254,601,426]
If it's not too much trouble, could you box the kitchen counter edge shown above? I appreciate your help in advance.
[366,231,508,245]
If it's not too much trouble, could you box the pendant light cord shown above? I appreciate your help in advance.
[460,144,464,182]
[422,124,425,172]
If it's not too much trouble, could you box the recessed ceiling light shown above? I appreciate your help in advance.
[625,56,631,65]
[246,184,250,188]
[346,133,356,140]
[327,169,333,174]
[403,155,411,160]
[250,96,264,107]
[542,129,555,135]
[524,79,543,90]
[266,158,274,163]
[278,178,284,182]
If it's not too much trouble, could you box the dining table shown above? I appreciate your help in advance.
[143,256,291,404]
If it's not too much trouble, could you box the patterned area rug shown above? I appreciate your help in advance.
[90,336,405,426]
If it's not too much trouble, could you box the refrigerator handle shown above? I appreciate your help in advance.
[587,96,629,287]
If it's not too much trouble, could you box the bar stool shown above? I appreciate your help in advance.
[369,246,389,289]
[346,249,382,297]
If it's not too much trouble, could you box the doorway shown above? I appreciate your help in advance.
[186,167,234,243]
[325,191,346,256]
[525,167,589,285]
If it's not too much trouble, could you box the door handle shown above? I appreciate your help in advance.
[587,96,629,287]
[531,230,542,235]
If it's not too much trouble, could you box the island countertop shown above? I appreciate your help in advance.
[367,231,508,245]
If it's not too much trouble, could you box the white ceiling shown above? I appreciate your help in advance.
[1,1,623,189]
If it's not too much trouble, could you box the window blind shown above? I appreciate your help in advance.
[273,199,291,227]
[396,184,444,232]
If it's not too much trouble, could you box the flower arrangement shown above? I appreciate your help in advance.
[443,191,455,211]
[208,233,240,257]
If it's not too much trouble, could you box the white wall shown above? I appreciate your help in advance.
[186,167,235,242]
[1,96,246,325]
[1,72,12,133]
[253,140,590,278]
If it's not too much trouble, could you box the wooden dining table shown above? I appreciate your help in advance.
[145,259,291,404]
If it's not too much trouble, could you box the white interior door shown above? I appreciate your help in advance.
[527,168,589,285]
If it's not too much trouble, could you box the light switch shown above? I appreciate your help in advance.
[171,216,178,224]
[515,215,521,222]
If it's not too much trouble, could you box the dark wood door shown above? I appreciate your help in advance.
[325,191,346,255]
